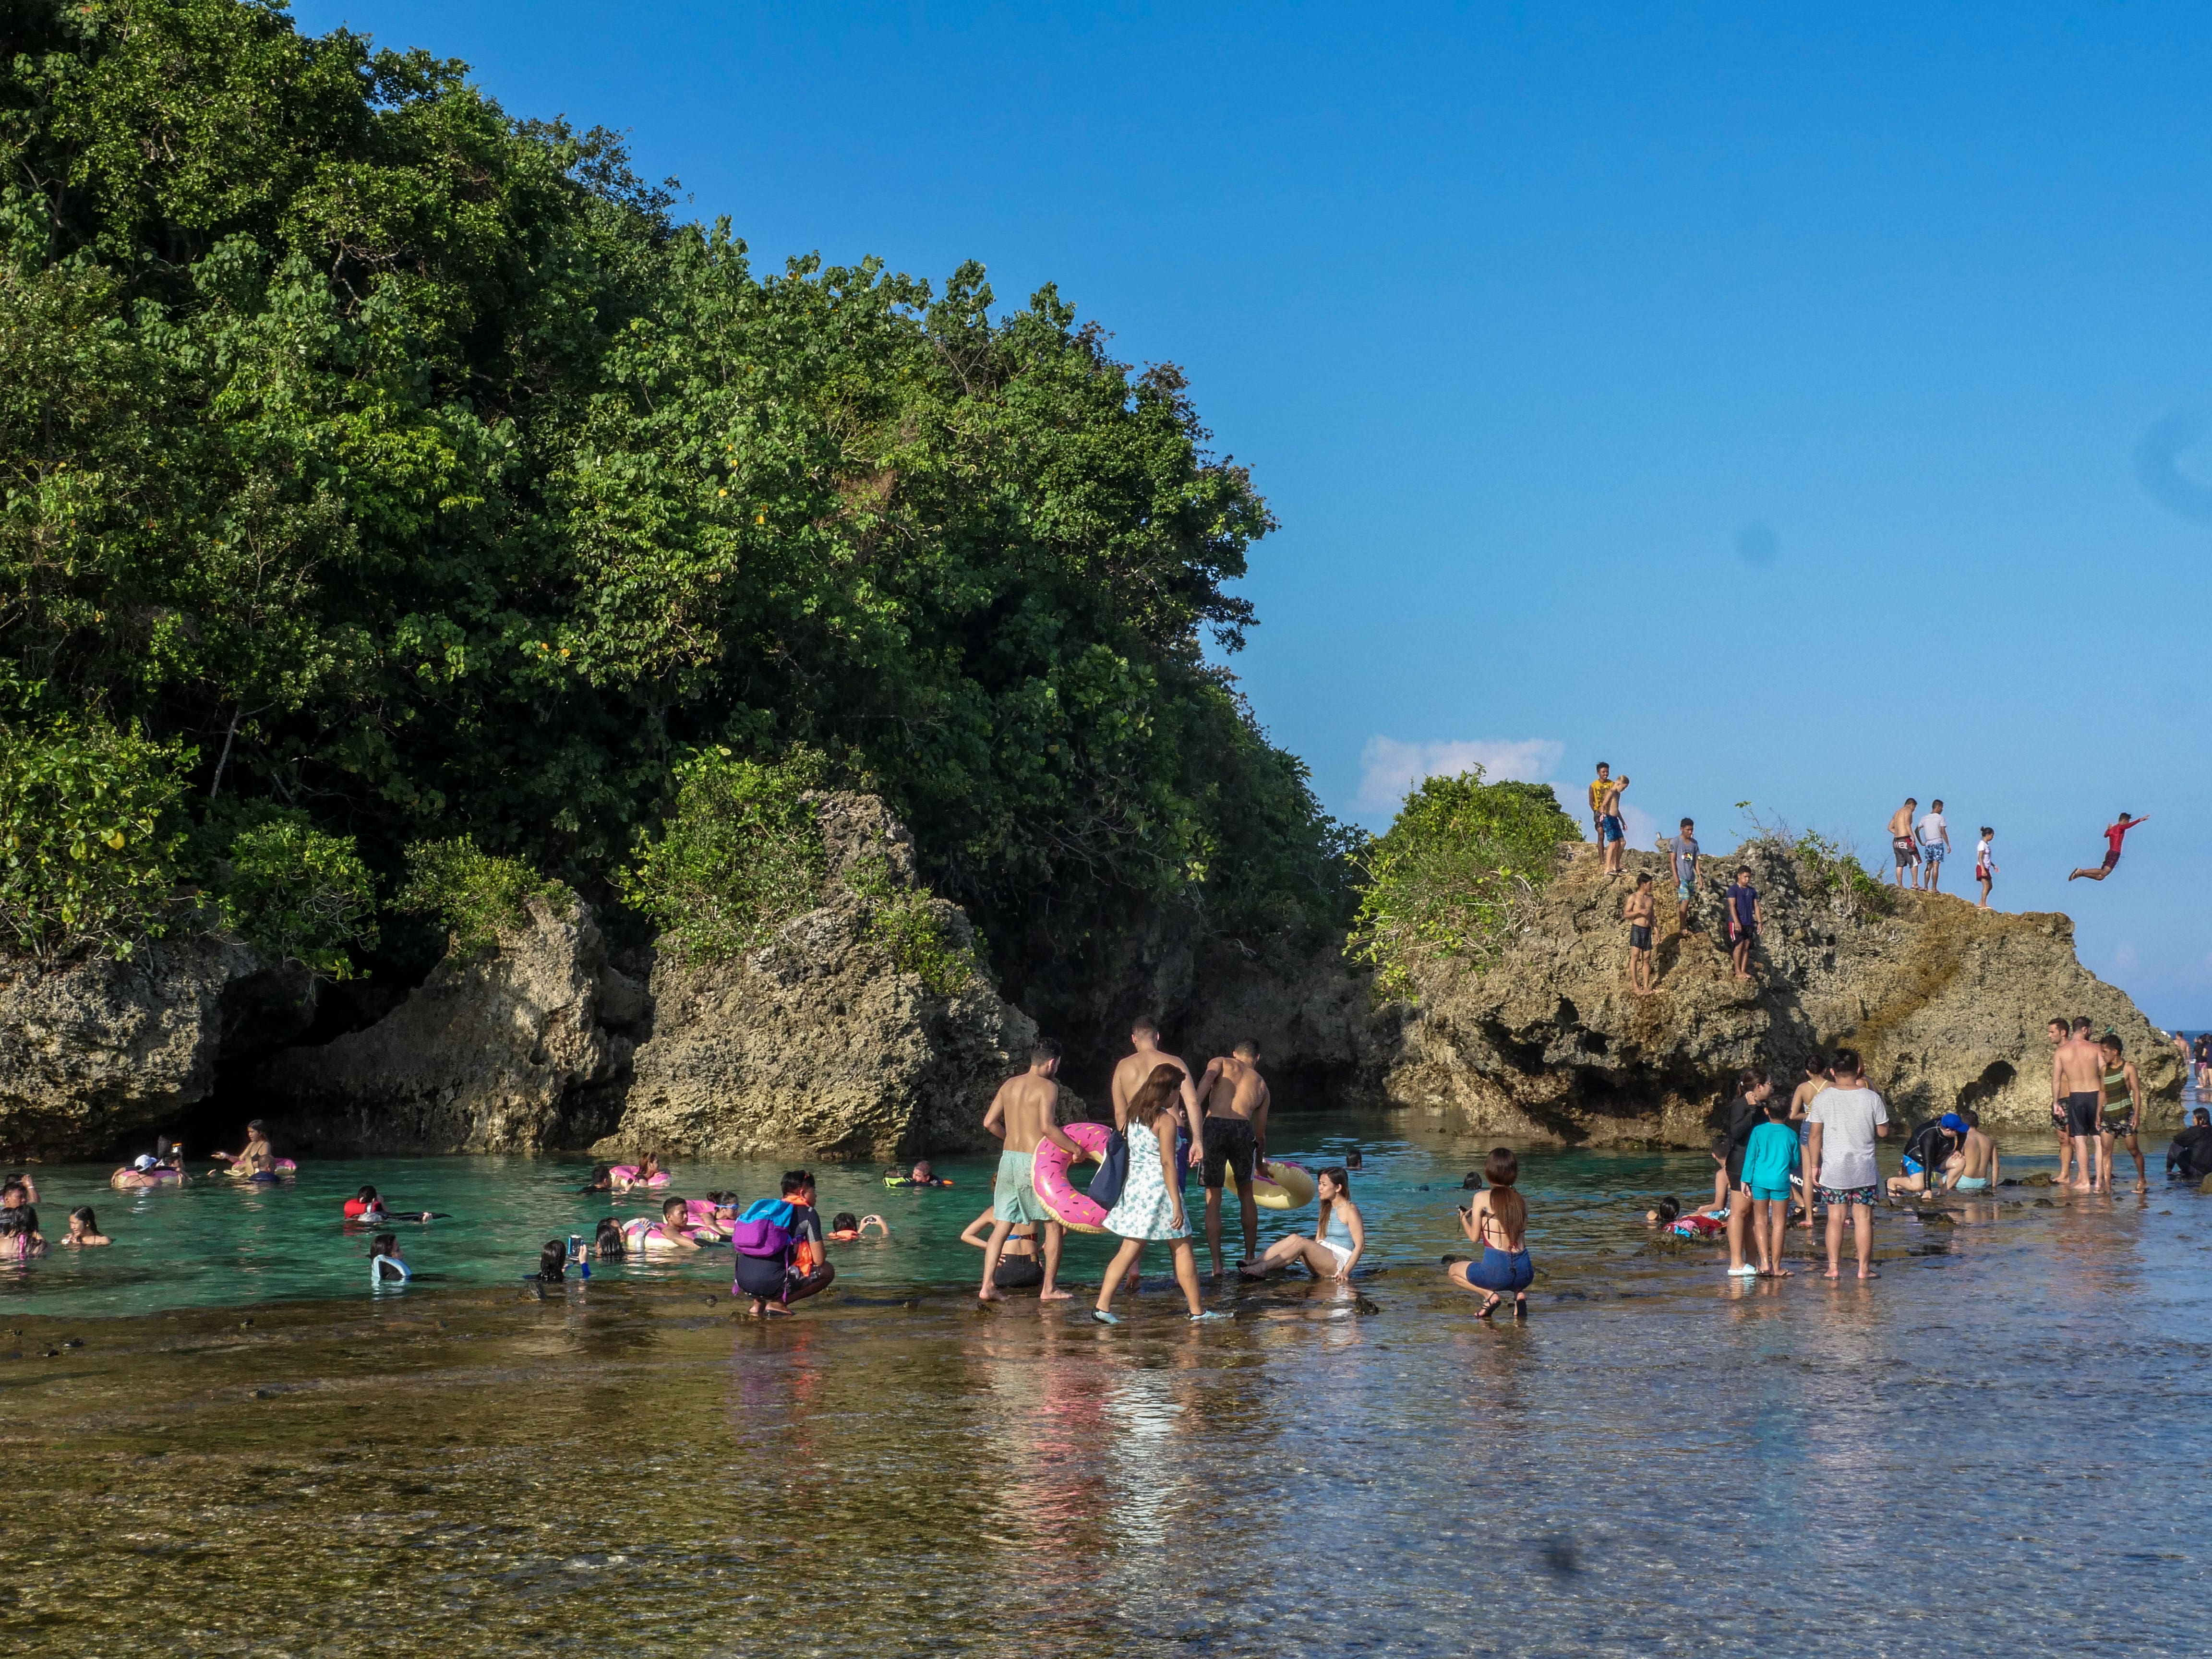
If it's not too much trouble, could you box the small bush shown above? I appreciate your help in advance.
[1347,769,1578,999]
[214,810,378,979]
[846,853,980,996]
[0,717,189,962]
[622,747,828,964]
[397,837,573,957]
[1787,827,1890,919]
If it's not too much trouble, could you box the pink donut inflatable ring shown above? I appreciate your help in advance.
[1032,1121,1114,1234]
[610,1164,671,1188]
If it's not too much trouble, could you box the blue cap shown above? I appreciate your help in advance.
[1939,1113,1966,1131]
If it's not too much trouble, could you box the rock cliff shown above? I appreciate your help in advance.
[251,896,647,1154]
[0,935,302,1161]
[1385,839,2183,1143]
[589,793,1041,1163]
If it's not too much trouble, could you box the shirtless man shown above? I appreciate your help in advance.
[1193,1040,1272,1277]
[978,1038,1079,1302]
[1599,773,1631,877]
[2052,1016,2109,1192]
[1887,797,1920,890]
[1787,1053,1831,1230]
[1110,1019,1202,1166]
[1943,1108,2000,1194]
[1623,874,1657,996]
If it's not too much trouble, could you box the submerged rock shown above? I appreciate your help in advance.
[592,793,1040,1163]
[253,896,644,1154]
[1385,840,2182,1145]
[0,935,268,1161]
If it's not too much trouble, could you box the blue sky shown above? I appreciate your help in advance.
[296,0,2212,1022]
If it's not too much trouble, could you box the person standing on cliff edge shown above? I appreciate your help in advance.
[978,1039,1079,1303]
[1587,763,1614,854]
[1664,818,1700,929]
[1598,772,1631,877]
[1887,797,1920,890]
[2068,812,2148,881]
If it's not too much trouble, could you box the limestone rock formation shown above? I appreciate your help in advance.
[0,935,273,1161]
[1385,839,2183,1143]
[253,896,646,1154]
[592,792,1040,1162]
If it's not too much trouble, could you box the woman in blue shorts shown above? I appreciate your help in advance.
[1446,1147,1533,1318]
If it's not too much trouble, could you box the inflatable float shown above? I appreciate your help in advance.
[1032,1121,1114,1233]
[610,1164,670,1188]
[1250,1159,1317,1211]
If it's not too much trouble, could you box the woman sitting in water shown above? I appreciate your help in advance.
[530,1240,568,1283]
[212,1119,280,1178]
[0,1205,47,1261]
[1447,1147,1534,1318]
[833,1212,890,1242]
[59,1207,110,1247]
[592,1217,626,1260]
[612,1154,667,1192]
[623,1196,702,1255]
[961,1208,1040,1286]
[368,1232,410,1285]
[111,1154,171,1190]
[1240,1166,1363,1281]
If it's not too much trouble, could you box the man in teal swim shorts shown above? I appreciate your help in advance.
[978,1038,1081,1303]
[1944,1108,1999,1192]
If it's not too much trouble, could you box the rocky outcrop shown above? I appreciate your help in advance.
[1386,840,2184,1143]
[252,896,646,1154]
[0,935,286,1161]
[591,792,1040,1163]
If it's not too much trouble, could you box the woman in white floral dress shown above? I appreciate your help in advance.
[1094,1065,1226,1324]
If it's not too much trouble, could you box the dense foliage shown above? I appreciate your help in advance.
[621,748,828,965]
[0,0,1351,992]
[211,806,376,977]
[1348,770,1578,998]
[396,836,572,957]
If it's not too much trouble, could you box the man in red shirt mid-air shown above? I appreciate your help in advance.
[2069,812,2149,881]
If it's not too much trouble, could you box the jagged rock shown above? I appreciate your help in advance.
[0,935,266,1161]
[1385,840,2183,1144]
[592,792,1041,1162]
[253,896,644,1153]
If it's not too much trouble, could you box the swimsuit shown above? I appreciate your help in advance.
[1955,1175,1990,1191]
[2064,1091,2103,1138]
[1201,1117,1258,1189]
[2102,1066,2134,1136]
[1601,813,1625,843]
[992,1150,1051,1226]
[1628,924,1652,950]
[1892,834,1918,867]
[1818,1184,1879,1208]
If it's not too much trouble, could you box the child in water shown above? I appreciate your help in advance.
[830,1212,889,1241]
[369,1233,410,1285]
[59,1207,110,1247]
[886,1160,951,1188]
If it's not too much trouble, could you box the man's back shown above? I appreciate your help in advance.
[994,1072,1060,1154]
[1113,1046,1189,1128]
[1961,1128,1995,1176]
[1203,1056,1268,1121]
[2056,1036,2105,1096]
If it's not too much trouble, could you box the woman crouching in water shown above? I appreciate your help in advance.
[1239,1166,1362,1281]
[1447,1147,1533,1318]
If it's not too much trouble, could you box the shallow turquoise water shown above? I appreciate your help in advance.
[0,1116,2089,1318]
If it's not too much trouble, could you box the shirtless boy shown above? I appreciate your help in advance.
[1193,1040,1272,1277]
[978,1039,1079,1302]
[1623,874,1657,996]
[1945,1109,2000,1194]
[1599,773,1631,876]
[2052,1017,2110,1192]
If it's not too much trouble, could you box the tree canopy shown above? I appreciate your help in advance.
[0,0,1352,994]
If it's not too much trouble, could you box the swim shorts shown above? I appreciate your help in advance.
[993,1254,1045,1289]
[1602,814,1625,844]
[1677,878,1695,902]
[992,1150,1050,1225]
[1201,1116,1257,1189]
[1629,925,1652,950]
[1922,842,1945,865]
[2102,1111,2137,1140]
[1818,1184,1878,1209]
[1901,1156,1925,1178]
[2064,1091,2103,1138]
[1748,1184,1792,1203]
[2101,849,2120,871]
[1954,1176,1990,1191]
[1892,836,1917,868]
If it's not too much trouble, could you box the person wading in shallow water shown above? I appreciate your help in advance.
[2099,1032,2147,1195]
[2069,812,2148,881]
[2044,1017,2079,1189]
[978,1039,1077,1303]
[1193,1040,1270,1278]
[1803,1049,1887,1280]
[2054,1017,2110,1192]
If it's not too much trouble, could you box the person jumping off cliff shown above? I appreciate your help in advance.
[2068,812,2148,881]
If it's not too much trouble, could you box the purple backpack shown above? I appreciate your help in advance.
[731,1200,794,1261]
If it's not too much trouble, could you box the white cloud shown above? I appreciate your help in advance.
[1354,736,1565,814]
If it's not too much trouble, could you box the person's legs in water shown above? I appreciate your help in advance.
[1166,1237,1207,1316]
[1094,1237,1146,1321]
[1037,1217,1070,1300]
[1758,1194,1791,1276]
[2109,1127,2148,1194]
[1241,1233,1339,1278]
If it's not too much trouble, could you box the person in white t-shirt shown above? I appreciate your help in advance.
[1803,1047,1889,1280]
[1973,826,1996,911]
[1916,800,1951,894]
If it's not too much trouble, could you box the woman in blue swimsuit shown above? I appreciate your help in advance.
[1447,1147,1534,1317]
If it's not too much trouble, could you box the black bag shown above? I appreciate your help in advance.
[1086,1128,1130,1210]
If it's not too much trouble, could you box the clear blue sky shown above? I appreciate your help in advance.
[297,0,2212,1023]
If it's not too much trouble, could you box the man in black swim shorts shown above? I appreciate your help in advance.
[1194,1040,1271,1278]
[2053,1016,2109,1191]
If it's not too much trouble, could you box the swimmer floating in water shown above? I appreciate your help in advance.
[886,1159,951,1188]
[59,1206,110,1247]
[831,1211,889,1242]
[612,1153,668,1191]
[624,1197,703,1255]
[342,1185,441,1224]
[369,1232,409,1285]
